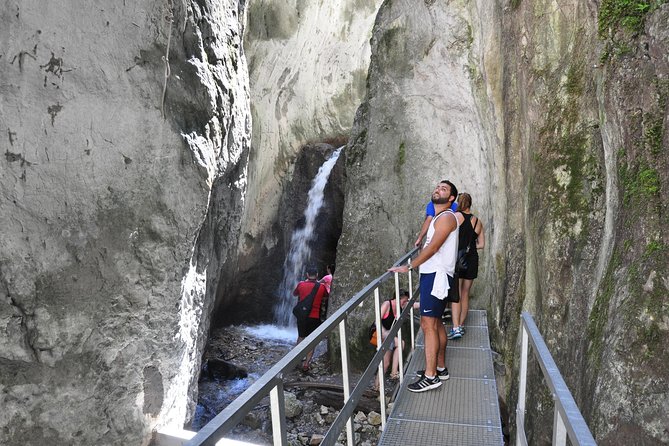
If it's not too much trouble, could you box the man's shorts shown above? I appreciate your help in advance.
[419,272,457,317]
[297,317,321,338]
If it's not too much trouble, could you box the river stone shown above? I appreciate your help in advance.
[354,410,367,424]
[284,391,303,418]
[367,411,382,426]
[309,434,324,445]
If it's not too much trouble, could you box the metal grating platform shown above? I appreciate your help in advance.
[379,310,504,446]
[416,325,490,349]
[381,420,504,446]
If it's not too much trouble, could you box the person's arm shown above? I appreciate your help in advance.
[379,300,390,318]
[475,218,485,249]
[391,213,455,273]
[414,215,432,247]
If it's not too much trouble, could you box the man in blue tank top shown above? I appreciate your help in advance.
[390,180,463,392]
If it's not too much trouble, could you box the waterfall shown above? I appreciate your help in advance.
[274,147,343,326]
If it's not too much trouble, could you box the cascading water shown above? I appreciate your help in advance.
[193,147,343,430]
[274,147,343,326]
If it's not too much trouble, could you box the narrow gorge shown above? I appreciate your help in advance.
[1,1,667,445]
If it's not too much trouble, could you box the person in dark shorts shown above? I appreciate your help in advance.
[389,180,463,393]
[293,267,329,371]
[449,193,485,339]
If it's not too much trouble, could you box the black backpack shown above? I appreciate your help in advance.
[292,282,321,321]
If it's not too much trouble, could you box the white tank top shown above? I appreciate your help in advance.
[419,210,460,276]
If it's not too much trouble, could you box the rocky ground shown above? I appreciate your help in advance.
[191,324,399,445]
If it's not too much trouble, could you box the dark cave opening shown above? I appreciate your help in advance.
[214,142,346,327]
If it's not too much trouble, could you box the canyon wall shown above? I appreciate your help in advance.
[0,0,250,444]
[333,0,668,443]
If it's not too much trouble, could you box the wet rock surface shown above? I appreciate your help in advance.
[192,324,398,444]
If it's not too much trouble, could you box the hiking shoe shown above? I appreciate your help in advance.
[460,325,466,334]
[447,327,462,340]
[415,368,450,380]
[408,374,442,393]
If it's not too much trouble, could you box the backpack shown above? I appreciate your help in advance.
[368,323,378,347]
[292,282,321,321]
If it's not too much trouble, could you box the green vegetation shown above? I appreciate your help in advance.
[533,58,603,240]
[597,0,667,62]
[645,116,664,155]
[396,141,406,171]
[598,0,665,37]
[587,251,619,370]
[619,161,660,202]
[645,240,665,256]
[510,0,522,9]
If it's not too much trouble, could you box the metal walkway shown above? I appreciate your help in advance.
[378,309,504,446]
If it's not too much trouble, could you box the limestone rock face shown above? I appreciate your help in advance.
[0,1,250,444]
[334,0,503,364]
[333,0,668,443]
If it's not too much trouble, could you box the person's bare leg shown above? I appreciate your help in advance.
[452,288,462,328]
[436,320,448,369]
[422,316,440,376]
[375,349,392,388]
[451,302,461,327]
[391,337,402,376]
[460,279,473,326]
[304,349,314,367]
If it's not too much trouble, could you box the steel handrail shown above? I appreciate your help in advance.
[516,311,597,446]
[186,247,419,446]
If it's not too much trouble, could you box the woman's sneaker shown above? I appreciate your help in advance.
[447,326,463,339]
[408,374,442,393]
[415,368,450,380]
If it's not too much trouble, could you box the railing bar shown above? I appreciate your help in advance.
[321,342,397,445]
[373,288,386,430]
[394,272,404,384]
[516,323,528,446]
[188,248,419,446]
[521,312,596,445]
[516,414,529,446]
[553,405,567,446]
[269,379,287,446]
[338,319,354,446]
[408,260,415,351]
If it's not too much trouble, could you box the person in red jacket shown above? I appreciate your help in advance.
[293,266,329,371]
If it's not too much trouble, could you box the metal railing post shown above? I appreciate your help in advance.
[393,272,404,383]
[338,319,354,445]
[408,260,415,350]
[269,380,287,446]
[516,321,529,446]
[516,312,596,446]
[553,403,567,446]
[373,287,386,429]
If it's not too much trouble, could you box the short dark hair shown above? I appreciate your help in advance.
[441,180,458,200]
[306,266,318,277]
[327,263,336,274]
[400,289,409,298]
